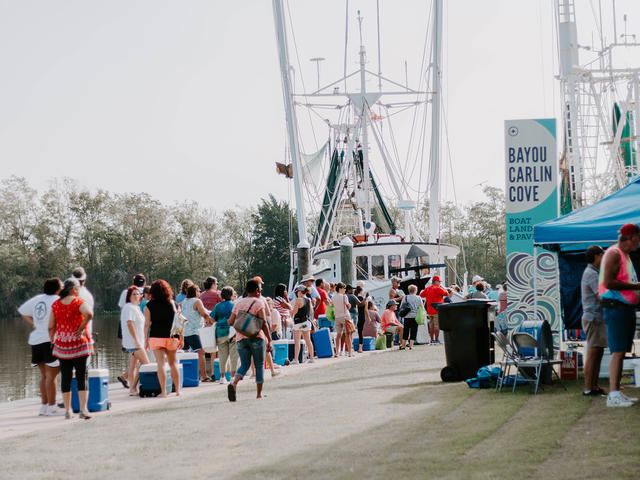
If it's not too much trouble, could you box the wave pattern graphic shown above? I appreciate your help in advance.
[505,251,561,333]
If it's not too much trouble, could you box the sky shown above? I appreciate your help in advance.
[1,0,639,214]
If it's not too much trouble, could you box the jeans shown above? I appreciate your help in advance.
[236,337,265,384]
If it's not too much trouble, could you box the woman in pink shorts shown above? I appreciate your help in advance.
[144,279,182,397]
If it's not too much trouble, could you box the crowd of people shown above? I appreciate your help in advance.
[18,264,509,415]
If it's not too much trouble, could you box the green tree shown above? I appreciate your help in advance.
[251,195,297,296]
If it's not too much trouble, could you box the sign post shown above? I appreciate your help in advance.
[504,119,561,333]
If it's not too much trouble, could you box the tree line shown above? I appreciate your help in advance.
[0,176,505,316]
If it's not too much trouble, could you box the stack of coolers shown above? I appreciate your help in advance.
[71,368,109,413]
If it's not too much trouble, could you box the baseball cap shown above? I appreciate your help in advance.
[619,223,640,236]
[295,284,307,293]
[432,275,441,282]
[133,273,145,287]
[386,300,397,308]
[252,276,264,284]
[471,275,484,283]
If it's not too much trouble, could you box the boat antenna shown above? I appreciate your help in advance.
[428,0,443,245]
[376,0,382,92]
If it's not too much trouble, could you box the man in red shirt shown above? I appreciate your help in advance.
[200,276,222,311]
[314,279,330,319]
[420,275,449,344]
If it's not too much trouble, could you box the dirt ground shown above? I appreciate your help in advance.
[2,344,639,479]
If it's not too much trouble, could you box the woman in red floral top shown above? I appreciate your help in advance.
[48,277,94,420]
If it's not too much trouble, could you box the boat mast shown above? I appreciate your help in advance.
[428,0,443,244]
[357,11,373,231]
[272,0,310,277]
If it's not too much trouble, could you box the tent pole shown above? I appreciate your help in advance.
[533,246,538,322]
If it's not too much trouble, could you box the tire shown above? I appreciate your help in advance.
[440,365,459,382]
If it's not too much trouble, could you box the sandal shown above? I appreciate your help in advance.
[117,376,129,389]
[227,384,236,402]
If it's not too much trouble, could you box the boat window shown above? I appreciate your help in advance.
[388,255,401,278]
[372,255,385,279]
[355,256,369,280]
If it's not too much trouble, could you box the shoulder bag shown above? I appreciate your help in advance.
[233,299,264,338]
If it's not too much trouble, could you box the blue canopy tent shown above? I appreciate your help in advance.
[533,175,640,329]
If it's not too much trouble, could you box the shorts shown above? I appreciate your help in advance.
[148,337,180,351]
[385,325,398,334]
[428,314,439,329]
[126,347,141,354]
[335,317,346,335]
[293,320,311,332]
[31,342,59,367]
[183,334,203,351]
[603,303,636,353]
[581,318,608,349]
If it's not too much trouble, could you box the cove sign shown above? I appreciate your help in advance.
[504,119,558,252]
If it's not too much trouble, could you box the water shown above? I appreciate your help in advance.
[0,314,128,402]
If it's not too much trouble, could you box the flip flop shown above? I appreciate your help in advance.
[117,376,129,389]
[227,384,236,402]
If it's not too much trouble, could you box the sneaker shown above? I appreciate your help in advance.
[39,405,48,416]
[290,360,299,365]
[307,358,315,364]
[79,411,92,420]
[607,392,634,407]
[619,392,638,403]
[219,377,227,385]
[64,411,74,420]
[46,406,66,416]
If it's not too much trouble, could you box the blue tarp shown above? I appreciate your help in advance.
[533,175,640,328]
[534,175,640,252]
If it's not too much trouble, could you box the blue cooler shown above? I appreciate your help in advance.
[178,352,200,387]
[87,368,109,412]
[71,377,80,413]
[287,340,306,362]
[353,337,375,351]
[213,359,233,381]
[172,364,184,392]
[312,328,334,358]
[272,340,291,365]
[518,320,553,357]
[318,315,334,331]
[139,363,172,397]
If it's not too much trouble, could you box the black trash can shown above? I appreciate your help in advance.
[435,300,496,382]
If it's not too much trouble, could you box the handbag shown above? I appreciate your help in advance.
[325,305,335,322]
[233,300,264,337]
[416,304,427,325]
[345,317,356,335]
[398,305,411,318]
[170,304,188,337]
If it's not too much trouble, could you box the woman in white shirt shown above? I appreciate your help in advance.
[120,286,150,395]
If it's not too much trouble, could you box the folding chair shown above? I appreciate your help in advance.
[510,332,565,394]
[491,331,517,392]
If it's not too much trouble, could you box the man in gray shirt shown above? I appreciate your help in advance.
[581,245,606,397]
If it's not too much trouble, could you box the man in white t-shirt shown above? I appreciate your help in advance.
[17,278,65,416]
[72,267,95,344]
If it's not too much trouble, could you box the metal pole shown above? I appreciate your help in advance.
[272,0,310,270]
[428,0,443,244]
[357,11,372,228]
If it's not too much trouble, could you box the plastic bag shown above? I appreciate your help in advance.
[416,305,427,325]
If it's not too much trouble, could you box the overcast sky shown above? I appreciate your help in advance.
[1,0,639,213]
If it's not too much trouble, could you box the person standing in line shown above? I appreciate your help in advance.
[48,278,94,420]
[498,282,508,314]
[116,273,146,389]
[200,276,222,311]
[354,285,370,353]
[328,282,336,299]
[175,279,194,305]
[273,284,293,339]
[580,245,607,397]
[331,283,351,356]
[211,286,239,384]
[389,277,405,303]
[181,284,212,382]
[290,284,316,364]
[420,275,448,344]
[314,278,330,321]
[398,285,423,350]
[144,279,183,398]
[599,224,640,407]
[18,278,64,416]
[120,286,150,396]
[468,282,488,299]
[72,267,95,346]
[226,279,272,401]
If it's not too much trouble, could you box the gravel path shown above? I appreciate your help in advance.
[1,344,448,479]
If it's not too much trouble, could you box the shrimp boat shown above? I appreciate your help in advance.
[272,0,459,307]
